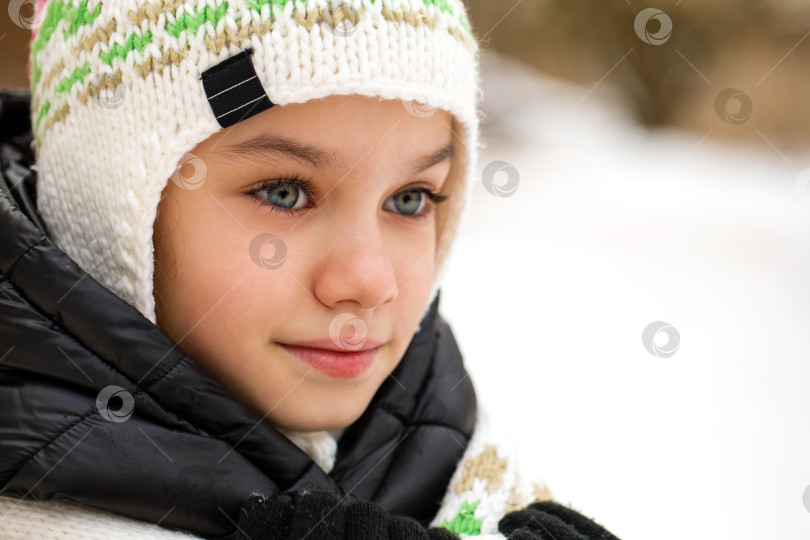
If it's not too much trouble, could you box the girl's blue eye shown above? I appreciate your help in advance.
[262,183,309,211]
[382,190,426,215]
[246,175,313,216]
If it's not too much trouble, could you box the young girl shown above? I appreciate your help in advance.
[0,0,620,538]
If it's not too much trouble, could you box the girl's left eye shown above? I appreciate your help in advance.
[382,189,432,216]
[246,176,448,220]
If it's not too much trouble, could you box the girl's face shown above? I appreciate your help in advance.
[153,94,455,431]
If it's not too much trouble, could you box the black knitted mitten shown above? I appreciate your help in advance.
[222,486,460,540]
[499,500,622,540]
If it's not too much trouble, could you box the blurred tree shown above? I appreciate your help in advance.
[466,0,810,147]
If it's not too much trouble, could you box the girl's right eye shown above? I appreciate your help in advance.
[246,175,315,216]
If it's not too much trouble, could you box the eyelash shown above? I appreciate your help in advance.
[245,174,449,222]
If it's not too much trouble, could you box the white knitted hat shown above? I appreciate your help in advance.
[28,0,482,326]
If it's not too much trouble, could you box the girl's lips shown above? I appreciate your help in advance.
[279,343,377,378]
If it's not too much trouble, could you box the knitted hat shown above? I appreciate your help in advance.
[27,0,482,326]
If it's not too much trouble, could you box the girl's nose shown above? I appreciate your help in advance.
[312,218,398,311]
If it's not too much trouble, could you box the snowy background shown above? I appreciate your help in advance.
[440,50,810,540]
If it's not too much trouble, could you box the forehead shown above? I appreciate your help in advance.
[199,94,454,162]
[193,95,454,173]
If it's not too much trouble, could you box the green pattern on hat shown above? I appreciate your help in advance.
[30,0,478,138]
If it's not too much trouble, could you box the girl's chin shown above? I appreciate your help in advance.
[256,384,373,432]
[271,410,361,432]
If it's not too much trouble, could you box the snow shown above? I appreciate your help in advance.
[439,50,810,540]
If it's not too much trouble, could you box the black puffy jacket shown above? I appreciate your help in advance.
[0,88,477,538]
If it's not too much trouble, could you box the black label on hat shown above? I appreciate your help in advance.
[200,48,274,128]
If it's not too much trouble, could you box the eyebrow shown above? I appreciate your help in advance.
[220,134,454,176]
